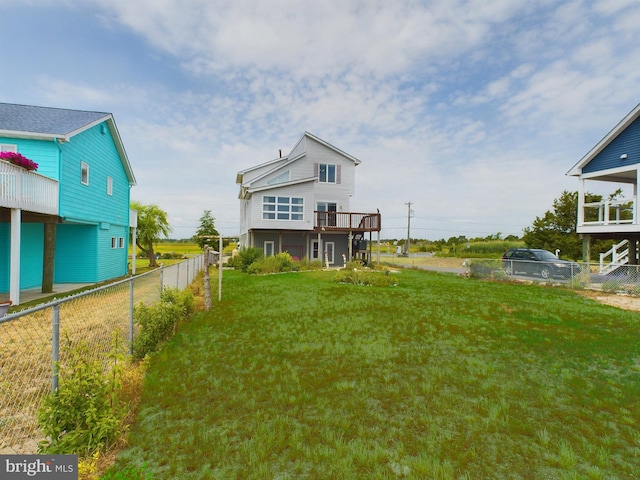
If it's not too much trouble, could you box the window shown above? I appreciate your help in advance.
[318,163,336,183]
[266,171,290,185]
[311,240,320,259]
[107,176,113,196]
[81,162,89,185]
[111,237,117,249]
[0,144,17,153]
[263,195,303,220]
[118,237,124,248]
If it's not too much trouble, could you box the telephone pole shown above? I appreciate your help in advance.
[405,201,413,256]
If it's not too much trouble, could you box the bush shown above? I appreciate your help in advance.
[334,269,398,287]
[132,288,192,360]
[38,337,125,455]
[245,252,299,274]
[228,247,264,271]
[468,259,502,279]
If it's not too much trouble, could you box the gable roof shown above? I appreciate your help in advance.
[567,103,640,177]
[236,131,361,186]
[293,131,362,166]
[0,102,136,185]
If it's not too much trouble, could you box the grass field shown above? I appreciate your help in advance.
[108,268,640,479]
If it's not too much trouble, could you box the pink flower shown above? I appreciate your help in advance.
[0,151,38,171]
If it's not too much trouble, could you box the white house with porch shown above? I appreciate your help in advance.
[236,132,381,266]
[567,103,640,273]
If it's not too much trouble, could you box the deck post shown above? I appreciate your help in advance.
[581,235,591,264]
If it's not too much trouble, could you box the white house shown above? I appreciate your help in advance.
[567,102,640,271]
[236,132,381,265]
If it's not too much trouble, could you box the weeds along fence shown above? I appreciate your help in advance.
[466,258,640,293]
[382,255,640,294]
[0,255,205,455]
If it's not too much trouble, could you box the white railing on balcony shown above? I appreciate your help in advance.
[582,197,635,226]
[0,161,59,215]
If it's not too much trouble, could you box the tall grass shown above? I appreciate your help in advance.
[108,269,640,479]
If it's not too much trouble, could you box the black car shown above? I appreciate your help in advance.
[501,248,581,279]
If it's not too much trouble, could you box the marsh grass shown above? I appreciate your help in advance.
[109,269,640,478]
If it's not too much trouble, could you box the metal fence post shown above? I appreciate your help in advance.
[129,277,134,355]
[51,303,60,391]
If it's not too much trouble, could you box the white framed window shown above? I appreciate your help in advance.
[263,195,303,220]
[318,163,336,183]
[311,240,320,260]
[81,162,89,185]
[0,144,17,153]
[264,241,275,257]
[111,237,117,249]
[118,237,124,248]
[107,176,113,196]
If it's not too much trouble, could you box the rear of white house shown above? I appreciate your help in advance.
[236,132,381,266]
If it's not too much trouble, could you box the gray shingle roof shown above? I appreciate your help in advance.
[0,103,110,136]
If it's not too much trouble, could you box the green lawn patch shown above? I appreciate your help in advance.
[108,269,640,479]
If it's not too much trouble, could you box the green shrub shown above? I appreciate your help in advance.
[468,259,501,279]
[228,247,264,271]
[38,336,125,455]
[245,252,299,274]
[132,289,190,360]
[334,269,397,286]
[297,258,323,270]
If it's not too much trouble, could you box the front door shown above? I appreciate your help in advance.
[324,242,335,265]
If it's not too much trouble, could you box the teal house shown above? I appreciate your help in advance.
[0,103,136,304]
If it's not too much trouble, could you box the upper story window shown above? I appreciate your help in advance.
[266,171,290,185]
[81,162,89,185]
[263,195,303,220]
[0,144,17,153]
[107,176,113,196]
[318,163,336,183]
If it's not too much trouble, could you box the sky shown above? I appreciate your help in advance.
[1,0,639,241]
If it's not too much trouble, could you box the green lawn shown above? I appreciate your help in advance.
[109,269,640,479]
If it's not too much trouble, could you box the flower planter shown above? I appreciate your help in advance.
[0,300,12,317]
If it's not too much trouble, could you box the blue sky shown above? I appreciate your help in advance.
[1,0,639,240]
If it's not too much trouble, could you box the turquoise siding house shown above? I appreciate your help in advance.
[0,103,136,304]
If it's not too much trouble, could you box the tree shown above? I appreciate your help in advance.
[193,210,219,250]
[522,190,624,260]
[131,201,172,267]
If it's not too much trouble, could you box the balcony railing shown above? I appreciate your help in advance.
[314,211,381,232]
[0,162,59,215]
[581,198,635,226]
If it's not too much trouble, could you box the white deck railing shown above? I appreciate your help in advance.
[581,198,635,226]
[0,161,59,215]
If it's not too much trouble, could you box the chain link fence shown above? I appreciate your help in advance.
[467,257,640,293]
[0,255,204,454]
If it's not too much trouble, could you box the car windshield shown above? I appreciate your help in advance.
[536,250,559,260]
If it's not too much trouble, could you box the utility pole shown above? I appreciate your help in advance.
[405,201,413,256]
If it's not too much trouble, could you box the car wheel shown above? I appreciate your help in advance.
[540,267,551,279]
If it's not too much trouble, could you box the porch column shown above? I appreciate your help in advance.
[42,222,56,293]
[10,208,21,305]
[629,238,638,266]
[581,235,591,264]
[577,178,585,226]
[348,231,353,261]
